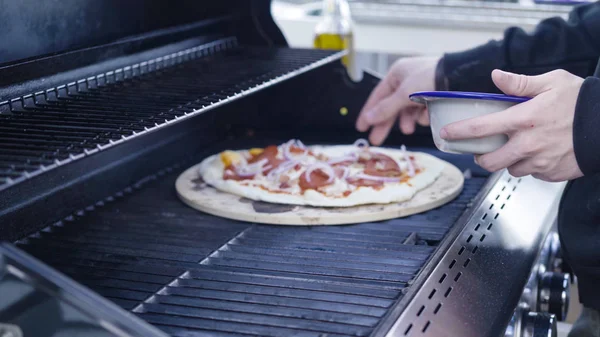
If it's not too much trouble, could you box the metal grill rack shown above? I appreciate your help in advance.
[16,151,486,337]
[0,40,340,190]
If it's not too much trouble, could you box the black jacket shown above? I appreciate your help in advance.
[435,1,600,310]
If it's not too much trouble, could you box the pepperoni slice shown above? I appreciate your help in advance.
[364,153,402,177]
[333,166,347,178]
[248,145,277,164]
[248,145,284,173]
[299,169,334,191]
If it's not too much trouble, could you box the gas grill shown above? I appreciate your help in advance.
[0,1,571,337]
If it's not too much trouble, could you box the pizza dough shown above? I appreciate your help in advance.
[176,156,463,226]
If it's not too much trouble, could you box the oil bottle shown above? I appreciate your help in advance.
[313,0,359,81]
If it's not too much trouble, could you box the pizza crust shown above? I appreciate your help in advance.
[199,145,444,207]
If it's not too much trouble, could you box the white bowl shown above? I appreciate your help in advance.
[409,91,529,155]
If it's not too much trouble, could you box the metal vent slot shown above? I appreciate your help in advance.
[0,44,341,190]
[16,150,487,337]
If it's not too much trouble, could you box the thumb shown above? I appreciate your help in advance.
[491,69,553,97]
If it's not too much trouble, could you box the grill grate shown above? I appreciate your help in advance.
[0,44,338,189]
[17,149,486,337]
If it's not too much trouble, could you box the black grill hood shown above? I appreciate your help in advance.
[0,0,286,88]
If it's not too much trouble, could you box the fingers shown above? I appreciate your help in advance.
[399,108,418,134]
[507,160,532,178]
[474,138,524,172]
[365,90,413,126]
[366,106,422,146]
[491,69,557,97]
[369,107,422,144]
[369,118,395,146]
[357,76,395,132]
[416,108,429,126]
[440,107,520,141]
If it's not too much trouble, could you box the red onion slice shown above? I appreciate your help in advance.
[341,167,350,180]
[235,171,256,178]
[283,139,308,160]
[401,145,415,177]
[267,160,299,181]
[353,138,370,149]
[305,163,336,184]
[235,158,268,177]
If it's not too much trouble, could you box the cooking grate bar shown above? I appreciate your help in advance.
[242,229,445,245]
[215,250,424,268]
[138,313,351,337]
[156,290,390,317]
[23,238,213,263]
[232,236,429,255]
[181,264,407,290]
[50,264,177,285]
[149,296,381,327]
[141,302,375,336]
[155,324,254,337]
[182,270,400,299]
[205,255,419,278]
[170,280,392,308]
[221,245,428,266]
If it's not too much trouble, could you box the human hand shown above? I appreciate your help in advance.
[356,57,439,145]
[440,69,584,182]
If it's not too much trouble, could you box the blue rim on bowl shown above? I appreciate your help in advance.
[409,91,530,104]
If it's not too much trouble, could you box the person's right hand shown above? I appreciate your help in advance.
[356,56,439,145]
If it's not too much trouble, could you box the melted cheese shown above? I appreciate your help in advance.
[220,150,244,167]
[249,148,264,156]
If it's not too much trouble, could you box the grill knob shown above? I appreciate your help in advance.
[542,233,574,283]
[545,233,567,275]
[538,272,570,321]
[521,311,557,337]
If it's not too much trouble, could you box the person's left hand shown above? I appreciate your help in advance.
[439,69,584,182]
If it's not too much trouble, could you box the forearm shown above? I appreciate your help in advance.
[435,2,600,92]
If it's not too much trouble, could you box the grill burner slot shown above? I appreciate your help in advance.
[16,156,486,336]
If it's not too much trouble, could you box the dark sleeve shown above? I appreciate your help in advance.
[573,76,600,175]
[434,2,600,92]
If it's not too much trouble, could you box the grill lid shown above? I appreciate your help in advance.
[0,0,285,69]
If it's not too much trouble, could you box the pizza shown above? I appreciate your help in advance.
[198,139,444,207]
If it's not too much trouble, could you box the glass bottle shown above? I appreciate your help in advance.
[313,0,358,80]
